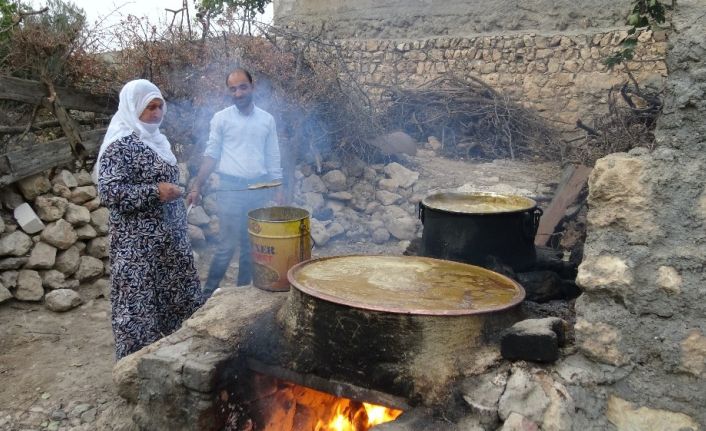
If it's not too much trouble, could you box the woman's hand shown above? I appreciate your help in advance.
[158,182,182,202]
[186,187,201,206]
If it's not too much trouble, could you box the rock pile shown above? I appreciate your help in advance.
[186,158,425,250]
[0,170,109,311]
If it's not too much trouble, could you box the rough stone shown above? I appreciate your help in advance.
[64,203,91,226]
[178,163,189,186]
[52,170,78,188]
[34,196,69,222]
[45,289,82,312]
[500,412,539,431]
[0,283,11,303]
[376,190,402,205]
[75,256,104,281]
[606,395,699,431]
[41,269,67,290]
[587,153,657,238]
[84,197,102,211]
[90,208,110,235]
[461,367,508,425]
[321,169,348,192]
[0,270,18,289]
[202,195,219,215]
[656,265,682,294]
[326,221,345,239]
[26,242,57,269]
[70,186,98,204]
[679,329,706,378]
[310,219,330,246]
[52,182,72,199]
[182,359,217,393]
[0,230,33,256]
[300,175,328,193]
[87,237,110,259]
[576,255,633,297]
[384,162,419,188]
[498,365,574,430]
[74,170,94,186]
[75,224,98,240]
[324,199,345,213]
[378,178,400,192]
[0,257,27,270]
[327,191,353,201]
[299,192,325,213]
[15,269,44,301]
[574,319,628,366]
[369,131,417,156]
[188,224,206,246]
[40,219,78,250]
[187,206,210,226]
[0,186,25,209]
[17,174,51,201]
[55,245,81,275]
[371,227,390,244]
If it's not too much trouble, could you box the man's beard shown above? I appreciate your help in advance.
[233,94,253,111]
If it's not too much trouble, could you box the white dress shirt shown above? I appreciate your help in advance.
[204,105,282,180]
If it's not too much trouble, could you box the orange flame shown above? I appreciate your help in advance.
[314,400,402,431]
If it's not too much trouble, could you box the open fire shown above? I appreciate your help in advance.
[313,400,402,431]
[232,372,403,431]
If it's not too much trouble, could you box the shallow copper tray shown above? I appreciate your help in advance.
[287,255,525,316]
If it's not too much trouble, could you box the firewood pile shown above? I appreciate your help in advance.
[567,82,662,166]
[380,75,562,161]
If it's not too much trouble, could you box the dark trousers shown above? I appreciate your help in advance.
[203,176,270,297]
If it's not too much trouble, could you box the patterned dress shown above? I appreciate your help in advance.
[98,133,204,360]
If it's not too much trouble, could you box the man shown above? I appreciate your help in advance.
[187,68,283,298]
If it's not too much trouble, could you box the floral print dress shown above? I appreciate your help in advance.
[98,133,204,359]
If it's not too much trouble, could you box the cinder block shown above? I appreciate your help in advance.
[14,203,45,234]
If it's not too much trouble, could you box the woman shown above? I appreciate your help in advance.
[97,79,204,360]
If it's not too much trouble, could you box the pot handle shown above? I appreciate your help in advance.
[418,203,425,223]
[522,207,544,240]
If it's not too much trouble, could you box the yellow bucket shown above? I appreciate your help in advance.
[247,206,311,291]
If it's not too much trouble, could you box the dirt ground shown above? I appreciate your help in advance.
[0,152,559,431]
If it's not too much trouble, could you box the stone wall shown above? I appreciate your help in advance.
[275,0,629,39]
[296,30,667,132]
[569,0,706,428]
[0,171,110,311]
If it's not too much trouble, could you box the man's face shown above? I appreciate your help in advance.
[227,72,254,111]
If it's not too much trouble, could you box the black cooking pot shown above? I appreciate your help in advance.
[419,192,543,272]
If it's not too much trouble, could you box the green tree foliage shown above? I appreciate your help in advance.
[605,0,667,68]
[194,0,271,35]
[196,0,270,16]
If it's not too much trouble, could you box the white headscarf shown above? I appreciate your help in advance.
[95,79,177,179]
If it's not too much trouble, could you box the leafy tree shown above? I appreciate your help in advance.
[605,0,667,68]
[195,0,271,36]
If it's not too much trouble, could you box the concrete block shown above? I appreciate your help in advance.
[13,203,45,234]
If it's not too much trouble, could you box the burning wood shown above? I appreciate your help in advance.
[234,373,402,431]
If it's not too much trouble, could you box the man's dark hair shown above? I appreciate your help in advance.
[226,68,253,85]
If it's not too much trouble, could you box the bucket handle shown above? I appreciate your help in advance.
[299,220,315,261]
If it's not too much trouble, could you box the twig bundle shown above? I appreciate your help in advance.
[381,75,562,160]
[568,82,661,165]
